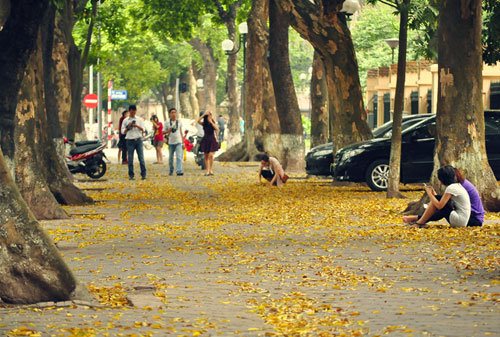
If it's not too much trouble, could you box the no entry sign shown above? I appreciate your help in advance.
[83,94,98,109]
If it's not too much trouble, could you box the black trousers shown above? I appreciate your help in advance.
[261,169,277,185]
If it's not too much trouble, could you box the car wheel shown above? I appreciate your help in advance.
[365,160,389,191]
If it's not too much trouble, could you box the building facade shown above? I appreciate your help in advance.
[365,60,500,128]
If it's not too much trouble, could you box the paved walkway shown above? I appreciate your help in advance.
[1,153,499,336]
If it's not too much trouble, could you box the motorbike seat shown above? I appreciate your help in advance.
[75,140,100,147]
[70,143,101,156]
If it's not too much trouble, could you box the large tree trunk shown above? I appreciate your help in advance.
[433,0,500,211]
[189,38,218,113]
[276,0,372,153]
[15,29,69,220]
[310,51,329,148]
[180,73,192,118]
[217,0,284,162]
[269,0,304,172]
[225,20,242,148]
[188,63,200,120]
[387,0,409,199]
[0,0,78,304]
[51,9,72,140]
[65,0,96,142]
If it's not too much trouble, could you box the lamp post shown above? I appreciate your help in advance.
[340,0,360,21]
[222,22,248,133]
[384,38,399,64]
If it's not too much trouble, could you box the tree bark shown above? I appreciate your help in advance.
[310,51,329,148]
[187,63,200,120]
[275,0,372,153]
[188,38,218,114]
[213,0,244,149]
[432,0,500,211]
[180,73,192,118]
[387,0,409,199]
[269,0,304,172]
[0,0,78,304]
[65,0,96,142]
[15,29,69,220]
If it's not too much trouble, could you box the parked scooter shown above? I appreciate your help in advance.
[64,139,108,179]
[190,135,206,170]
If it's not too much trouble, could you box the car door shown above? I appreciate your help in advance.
[485,112,500,178]
[401,121,436,183]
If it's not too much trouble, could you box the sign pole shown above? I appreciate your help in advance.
[107,80,112,147]
[89,65,93,125]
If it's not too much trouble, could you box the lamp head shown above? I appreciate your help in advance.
[222,39,234,52]
[384,38,399,50]
[238,22,248,35]
[341,0,360,15]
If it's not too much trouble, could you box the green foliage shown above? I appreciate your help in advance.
[289,29,314,92]
[350,3,421,90]
[483,0,500,65]
[302,115,311,137]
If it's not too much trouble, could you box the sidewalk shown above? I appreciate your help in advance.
[1,158,499,336]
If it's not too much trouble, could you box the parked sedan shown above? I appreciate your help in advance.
[333,110,500,191]
[305,114,433,176]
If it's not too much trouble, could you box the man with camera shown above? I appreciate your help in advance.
[164,108,184,176]
[121,105,146,180]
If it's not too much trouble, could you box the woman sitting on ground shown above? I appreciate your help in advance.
[403,165,471,228]
[258,154,286,187]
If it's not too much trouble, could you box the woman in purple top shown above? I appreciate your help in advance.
[455,168,484,227]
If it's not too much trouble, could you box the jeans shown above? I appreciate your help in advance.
[169,143,183,174]
[127,138,146,179]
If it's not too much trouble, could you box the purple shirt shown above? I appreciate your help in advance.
[461,179,485,223]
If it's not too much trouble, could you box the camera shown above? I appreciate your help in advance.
[171,126,177,133]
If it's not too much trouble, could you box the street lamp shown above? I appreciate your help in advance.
[340,0,360,21]
[384,38,399,64]
[222,22,248,133]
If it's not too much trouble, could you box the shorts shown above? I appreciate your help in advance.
[118,135,126,149]
[153,140,164,147]
[261,169,277,186]
[418,195,453,223]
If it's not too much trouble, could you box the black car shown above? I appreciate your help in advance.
[333,110,500,191]
[305,114,433,176]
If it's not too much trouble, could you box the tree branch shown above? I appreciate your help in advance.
[79,0,97,73]
[378,0,398,9]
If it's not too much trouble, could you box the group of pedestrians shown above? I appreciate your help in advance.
[118,105,226,180]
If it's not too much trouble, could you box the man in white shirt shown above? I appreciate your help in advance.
[164,108,184,176]
[121,105,146,180]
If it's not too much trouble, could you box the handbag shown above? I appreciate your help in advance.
[281,174,289,183]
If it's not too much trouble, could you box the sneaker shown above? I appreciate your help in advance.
[129,177,135,180]
[141,176,146,180]
[177,172,184,176]
[169,172,173,176]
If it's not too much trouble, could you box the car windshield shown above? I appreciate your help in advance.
[375,116,432,138]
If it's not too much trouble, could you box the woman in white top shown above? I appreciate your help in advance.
[404,165,471,228]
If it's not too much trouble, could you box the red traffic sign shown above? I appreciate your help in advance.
[83,94,98,109]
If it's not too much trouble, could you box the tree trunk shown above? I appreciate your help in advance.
[276,0,372,153]
[180,73,192,118]
[192,62,206,111]
[15,29,69,220]
[188,63,200,120]
[387,0,409,199]
[0,0,78,304]
[225,20,242,148]
[310,51,329,148]
[269,0,304,172]
[432,0,500,211]
[65,0,96,142]
[189,38,218,114]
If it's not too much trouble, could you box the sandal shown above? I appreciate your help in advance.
[406,221,425,228]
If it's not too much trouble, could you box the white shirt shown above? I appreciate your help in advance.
[121,116,145,140]
[445,183,471,227]
[167,119,183,144]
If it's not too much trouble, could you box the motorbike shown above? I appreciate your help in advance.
[65,139,108,179]
[190,135,206,170]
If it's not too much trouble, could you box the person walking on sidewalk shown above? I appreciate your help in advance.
[198,110,219,176]
[121,105,146,180]
[151,115,164,164]
[164,108,184,176]
[118,110,128,164]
